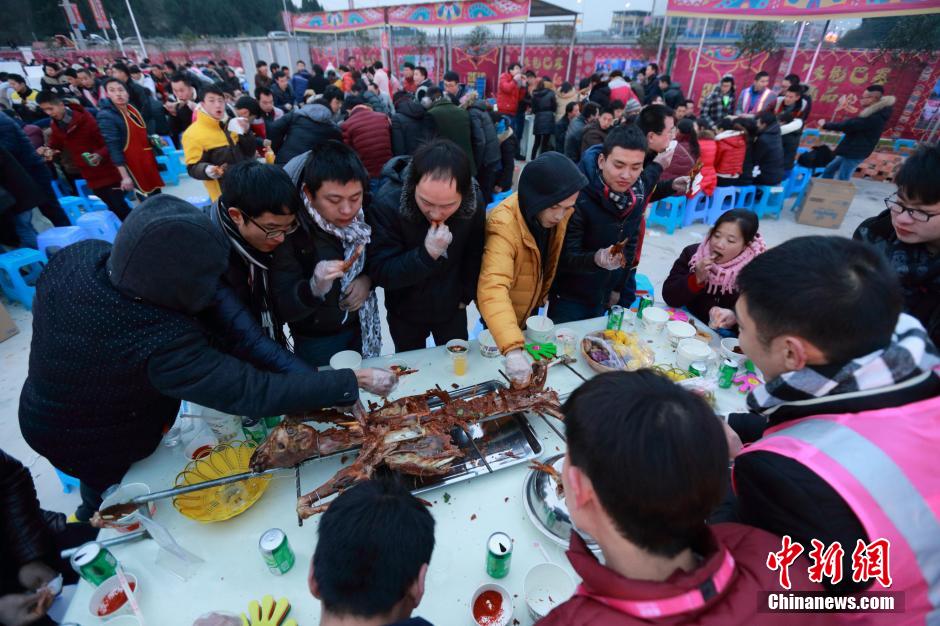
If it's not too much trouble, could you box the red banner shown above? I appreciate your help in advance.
[87,0,109,30]
[291,8,386,33]
[387,1,530,27]
[670,46,783,108]
[62,1,85,31]
[667,0,940,21]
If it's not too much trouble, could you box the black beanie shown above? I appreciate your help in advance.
[108,194,230,315]
[517,152,588,219]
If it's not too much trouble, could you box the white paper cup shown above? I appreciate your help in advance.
[99,483,155,533]
[666,320,696,348]
[720,337,748,367]
[478,329,501,358]
[470,583,513,626]
[329,350,362,370]
[524,563,575,620]
[641,307,669,333]
[88,573,138,620]
[677,338,714,370]
[526,316,555,345]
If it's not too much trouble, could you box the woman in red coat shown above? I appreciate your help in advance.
[696,127,718,197]
[662,209,765,331]
[715,118,748,187]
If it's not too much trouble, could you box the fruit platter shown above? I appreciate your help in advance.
[581,330,655,373]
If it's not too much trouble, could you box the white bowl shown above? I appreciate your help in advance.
[665,320,696,347]
[524,563,576,620]
[478,330,501,358]
[640,306,669,333]
[677,338,713,370]
[526,316,555,345]
[720,337,748,366]
[329,350,362,370]
[99,483,155,533]
[470,583,513,626]
[88,573,139,620]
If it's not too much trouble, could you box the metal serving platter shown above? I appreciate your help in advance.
[522,453,599,551]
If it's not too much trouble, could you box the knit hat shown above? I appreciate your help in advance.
[517,152,588,219]
[108,195,229,315]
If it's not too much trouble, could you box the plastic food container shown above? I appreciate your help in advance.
[329,350,362,370]
[478,330,501,358]
[524,563,575,620]
[666,320,696,348]
[470,583,513,626]
[526,316,555,344]
[99,483,155,533]
[641,307,669,333]
[88,573,138,619]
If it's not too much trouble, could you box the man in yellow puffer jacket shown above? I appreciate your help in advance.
[182,85,256,201]
[477,152,587,386]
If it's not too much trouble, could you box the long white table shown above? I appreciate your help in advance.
[62,315,748,625]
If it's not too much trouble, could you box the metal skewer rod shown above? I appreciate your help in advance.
[295,464,303,527]
[128,465,290,505]
[562,360,588,382]
[462,428,494,473]
[535,411,567,442]
[60,529,148,559]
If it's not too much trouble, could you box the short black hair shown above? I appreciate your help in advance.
[274,71,288,81]
[35,91,62,105]
[610,99,625,112]
[866,84,885,94]
[755,71,769,80]
[564,101,579,115]
[443,70,459,83]
[7,73,25,84]
[313,478,435,617]
[565,371,727,558]
[415,66,428,79]
[372,61,383,70]
[221,161,299,218]
[525,70,536,78]
[600,106,615,117]
[609,70,623,78]
[234,95,261,117]
[202,84,226,99]
[426,86,443,100]
[649,63,659,73]
[720,75,734,84]
[255,60,267,68]
[101,77,126,92]
[322,85,343,103]
[738,236,903,363]
[345,94,367,108]
[111,62,130,77]
[756,109,777,126]
[77,68,93,77]
[684,98,695,107]
[602,123,647,157]
[302,140,369,197]
[403,61,415,70]
[581,101,601,120]
[128,64,141,74]
[636,104,675,135]
[64,67,78,79]
[169,72,192,86]
[896,144,940,206]
[296,60,306,67]
[709,208,758,245]
[407,139,472,202]
[658,74,671,84]
[785,85,802,95]
[784,73,800,85]
[256,86,273,98]
[508,62,521,72]
[271,63,280,71]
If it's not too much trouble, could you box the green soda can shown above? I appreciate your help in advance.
[259,528,295,575]
[718,359,738,389]
[636,296,653,319]
[263,415,283,430]
[485,531,513,579]
[70,542,118,586]
[81,152,96,166]
[688,361,708,377]
[606,305,624,331]
[242,416,267,445]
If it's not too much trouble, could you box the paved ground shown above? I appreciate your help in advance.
[0,172,895,516]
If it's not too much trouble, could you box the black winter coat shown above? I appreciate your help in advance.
[391,99,436,157]
[467,102,501,168]
[662,244,740,328]
[0,450,55,597]
[855,210,940,347]
[752,121,786,186]
[824,96,895,159]
[551,143,662,309]
[530,86,557,136]
[780,122,802,170]
[662,82,684,110]
[366,156,485,327]
[269,103,342,165]
[496,132,517,191]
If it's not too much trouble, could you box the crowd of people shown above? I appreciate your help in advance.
[0,52,938,626]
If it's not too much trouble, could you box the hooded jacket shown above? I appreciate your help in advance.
[661,81,684,110]
[466,101,501,168]
[752,119,786,186]
[427,98,477,175]
[182,107,257,200]
[496,71,524,116]
[554,88,579,122]
[552,144,662,310]
[715,130,747,178]
[564,114,590,162]
[366,156,485,328]
[290,70,310,104]
[530,85,557,136]
[477,152,587,354]
[19,196,357,488]
[607,77,636,107]
[823,95,895,159]
[47,102,122,189]
[391,98,436,157]
[341,104,392,179]
[269,102,343,166]
[580,120,608,154]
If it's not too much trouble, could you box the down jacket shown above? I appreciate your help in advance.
[0,449,55,597]
[269,102,342,165]
[752,120,786,186]
[341,105,392,178]
[823,95,895,160]
[391,98,436,157]
[181,107,257,201]
[496,71,525,116]
[467,101,501,169]
[530,85,557,136]
[427,99,476,175]
[697,137,718,197]
[715,130,747,179]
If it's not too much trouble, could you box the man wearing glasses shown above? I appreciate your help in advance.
[855,144,940,346]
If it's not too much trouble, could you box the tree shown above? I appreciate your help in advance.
[465,25,492,58]
[298,0,323,11]
[736,21,779,70]
[840,15,940,67]
[637,25,664,59]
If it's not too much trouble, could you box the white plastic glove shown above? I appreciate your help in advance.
[206,164,225,179]
[594,247,624,270]
[505,349,532,387]
[309,260,346,298]
[424,223,453,260]
[355,368,399,397]
[653,142,676,169]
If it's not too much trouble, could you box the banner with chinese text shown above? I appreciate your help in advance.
[87,0,109,30]
[387,1,530,27]
[667,0,940,20]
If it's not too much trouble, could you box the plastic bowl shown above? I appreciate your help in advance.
[665,320,696,348]
[720,337,747,366]
[641,306,669,333]
[88,573,138,620]
[677,338,714,371]
[173,442,271,523]
[524,563,576,620]
[526,316,555,345]
[99,483,155,533]
[329,350,362,370]
[470,583,513,626]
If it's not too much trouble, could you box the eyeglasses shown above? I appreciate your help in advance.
[885,196,939,223]
[241,211,299,239]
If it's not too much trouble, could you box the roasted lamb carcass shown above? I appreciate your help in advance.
[249,422,362,472]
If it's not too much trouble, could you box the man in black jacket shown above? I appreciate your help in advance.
[715,237,940,595]
[550,125,671,322]
[818,84,895,181]
[165,72,200,144]
[391,91,436,157]
[268,99,342,165]
[753,110,786,186]
[19,195,395,520]
[367,140,485,352]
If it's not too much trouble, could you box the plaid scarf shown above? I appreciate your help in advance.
[748,313,940,414]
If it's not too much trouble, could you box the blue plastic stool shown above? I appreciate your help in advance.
[55,468,81,494]
[156,155,180,186]
[797,146,809,155]
[783,166,812,197]
[682,193,710,226]
[753,186,786,220]
[706,188,736,225]
[59,197,88,225]
[486,190,512,212]
[185,196,212,210]
[646,196,685,234]
[0,248,47,310]
[74,179,92,200]
[630,273,656,308]
[734,186,756,210]
[84,196,108,212]
[77,210,122,243]
[37,226,88,257]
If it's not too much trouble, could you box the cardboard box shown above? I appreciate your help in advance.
[0,301,18,343]
[796,178,857,229]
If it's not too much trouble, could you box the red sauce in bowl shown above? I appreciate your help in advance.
[97,581,136,616]
[473,589,504,626]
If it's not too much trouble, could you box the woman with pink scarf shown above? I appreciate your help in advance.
[662,209,766,331]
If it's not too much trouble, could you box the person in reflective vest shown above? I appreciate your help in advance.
[725,236,940,622]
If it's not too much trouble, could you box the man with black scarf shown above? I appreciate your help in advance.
[19,195,397,521]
